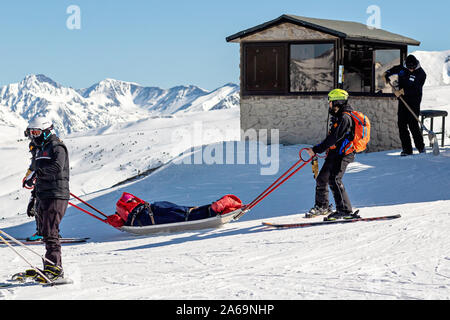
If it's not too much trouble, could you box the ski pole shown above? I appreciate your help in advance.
[0,233,53,285]
[70,192,108,218]
[0,229,56,266]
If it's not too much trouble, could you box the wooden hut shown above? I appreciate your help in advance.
[226,14,421,151]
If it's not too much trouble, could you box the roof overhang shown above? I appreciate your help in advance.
[226,14,421,46]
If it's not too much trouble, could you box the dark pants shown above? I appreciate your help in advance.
[126,202,215,227]
[34,199,43,235]
[398,101,425,153]
[37,198,68,268]
[315,153,354,213]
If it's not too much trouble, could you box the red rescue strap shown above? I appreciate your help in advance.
[68,193,117,227]
[70,192,108,218]
[68,201,109,225]
[244,148,314,212]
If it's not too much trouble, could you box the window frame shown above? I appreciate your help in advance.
[373,47,403,94]
[241,40,407,97]
[241,40,338,96]
[242,42,289,95]
[289,41,337,94]
[342,40,406,96]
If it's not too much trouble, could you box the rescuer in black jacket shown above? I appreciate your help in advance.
[385,54,427,156]
[24,117,70,282]
[305,89,358,221]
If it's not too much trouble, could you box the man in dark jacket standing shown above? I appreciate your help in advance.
[25,117,70,282]
[305,89,358,221]
[385,54,427,156]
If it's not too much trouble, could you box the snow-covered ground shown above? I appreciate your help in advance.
[0,140,449,300]
[0,83,449,300]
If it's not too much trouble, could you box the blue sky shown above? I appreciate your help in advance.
[0,0,448,90]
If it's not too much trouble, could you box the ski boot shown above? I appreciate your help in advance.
[11,269,43,283]
[26,233,43,241]
[35,265,64,283]
[324,210,360,221]
[305,204,333,218]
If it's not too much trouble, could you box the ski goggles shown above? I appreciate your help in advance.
[24,128,43,138]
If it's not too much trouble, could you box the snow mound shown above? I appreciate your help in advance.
[411,50,450,86]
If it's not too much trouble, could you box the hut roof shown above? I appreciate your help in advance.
[226,14,420,46]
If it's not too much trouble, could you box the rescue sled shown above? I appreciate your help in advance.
[119,209,242,235]
[69,148,315,236]
[69,192,246,235]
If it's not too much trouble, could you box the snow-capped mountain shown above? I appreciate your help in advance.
[0,75,239,135]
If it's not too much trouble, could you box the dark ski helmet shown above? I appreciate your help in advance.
[405,55,419,70]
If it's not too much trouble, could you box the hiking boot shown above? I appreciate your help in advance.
[324,210,360,221]
[305,205,333,218]
[35,265,64,283]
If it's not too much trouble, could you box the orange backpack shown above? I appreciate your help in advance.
[341,111,371,155]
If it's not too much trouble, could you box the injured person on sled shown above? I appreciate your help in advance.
[106,192,243,228]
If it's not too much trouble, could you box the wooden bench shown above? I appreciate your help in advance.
[420,110,448,147]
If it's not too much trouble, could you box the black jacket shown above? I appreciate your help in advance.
[312,104,355,157]
[385,64,427,110]
[34,135,70,200]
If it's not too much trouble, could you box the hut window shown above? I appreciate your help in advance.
[244,44,287,92]
[374,49,401,93]
[290,43,335,92]
[343,44,373,93]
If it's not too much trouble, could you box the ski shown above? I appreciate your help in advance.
[1,237,89,246]
[0,281,39,288]
[262,214,401,229]
[18,237,90,242]
[0,278,74,288]
[42,278,74,287]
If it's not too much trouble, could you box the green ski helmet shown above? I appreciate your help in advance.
[328,89,349,103]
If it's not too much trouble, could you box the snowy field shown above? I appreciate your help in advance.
[0,86,449,300]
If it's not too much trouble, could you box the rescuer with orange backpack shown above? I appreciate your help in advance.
[305,89,370,221]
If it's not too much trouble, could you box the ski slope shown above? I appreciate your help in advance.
[0,86,450,300]
[1,143,450,300]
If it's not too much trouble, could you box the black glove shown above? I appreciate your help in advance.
[27,196,36,217]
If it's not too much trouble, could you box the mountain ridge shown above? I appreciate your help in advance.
[0,74,239,135]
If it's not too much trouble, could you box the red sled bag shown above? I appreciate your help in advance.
[106,214,125,228]
[211,194,242,215]
[116,192,146,221]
